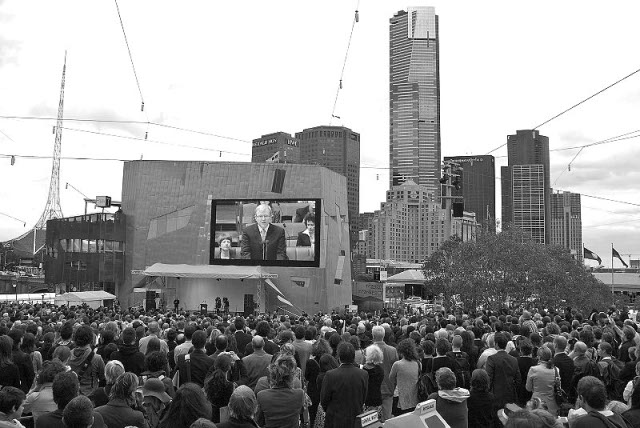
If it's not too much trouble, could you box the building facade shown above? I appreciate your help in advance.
[295,125,360,244]
[389,7,441,195]
[501,130,551,243]
[121,161,352,314]
[372,180,445,263]
[44,212,125,295]
[550,191,582,261]
[251,132,300,164]
[444,155,495,231]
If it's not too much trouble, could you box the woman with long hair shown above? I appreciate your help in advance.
[204,354,234,423]
[0,335,20,388]
[466,369,496,428]
[525,345,558,416]
[255,354,305,428]
[305,339,331,428]
[159,383,212,428]
[21,332,43,376]
[314,353,339,428]
[390,338,421,415]
[95,372,146,428]
[23,360,67,422]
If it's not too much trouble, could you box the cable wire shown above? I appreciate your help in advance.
[486,65,640,154]
[330,1,360,124]
[114,0,147,116]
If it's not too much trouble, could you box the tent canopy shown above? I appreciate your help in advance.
[141,263,278,280]
[385,269,427,283]
[55,290,116,303]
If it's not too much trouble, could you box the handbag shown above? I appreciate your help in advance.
[553,366,569,406]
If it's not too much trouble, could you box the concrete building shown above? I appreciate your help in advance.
[444,155,495,231]
[372,180,444,263]
[121,161,352,314]
[251,132,300,164]
[501,130,551,243]
[550,191,582,261]
[295,125,360,244]
[389,7,441,195]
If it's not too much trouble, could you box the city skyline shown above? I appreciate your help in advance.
[1,1,639,265]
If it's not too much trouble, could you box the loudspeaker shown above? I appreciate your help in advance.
[452,202,464,218]
[271,169,286,193]
[145,299,156,310]
[243,294,254,317]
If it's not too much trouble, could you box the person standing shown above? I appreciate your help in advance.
[320,342,368,428]
[553,335,575,395]
[110,328,145,376]
[389,339,420,415]
[241,336,272,390]
[372,325,398,421]
[486,332,521,409]
[138,322,169,356]
[526,346,559,416]
[293,326,313,379]
[176,330,214,387]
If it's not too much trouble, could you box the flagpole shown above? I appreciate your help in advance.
[611,243,615,296]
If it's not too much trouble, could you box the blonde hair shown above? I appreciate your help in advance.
[365,345,383,365]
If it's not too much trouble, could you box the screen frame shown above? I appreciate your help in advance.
[209,198,321,267]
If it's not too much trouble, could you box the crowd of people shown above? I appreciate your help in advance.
[0,301,640,428]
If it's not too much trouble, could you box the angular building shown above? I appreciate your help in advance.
[389,7,441,195]
[295,125,360,243]
[501,130,551,243]
[444,155,495,231]
[251,132,300,164]
[550,191,582,261]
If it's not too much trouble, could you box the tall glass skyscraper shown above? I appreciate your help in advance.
[389,7,440,196]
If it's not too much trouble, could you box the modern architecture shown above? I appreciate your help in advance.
[550,191,582,261]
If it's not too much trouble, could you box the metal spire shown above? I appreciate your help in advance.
[35,51,66,229]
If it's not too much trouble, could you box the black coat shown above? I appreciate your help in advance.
[553,353,575,392]
[176,349,214,387]
[320,364,368,428]
[110,343,145,375]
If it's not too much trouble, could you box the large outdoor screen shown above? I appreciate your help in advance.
[210,199,321,267]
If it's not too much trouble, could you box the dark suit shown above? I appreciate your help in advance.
[553,352,575,392]
[486,350,521,408]
[296,231,312,247]
[177,349,215,387]
[242,349,272,389]
[320,363,368,428]
[241,224,288,260]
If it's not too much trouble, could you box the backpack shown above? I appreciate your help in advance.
[601,358,626,401]
[417,361,438,401]
[448,351,471,389]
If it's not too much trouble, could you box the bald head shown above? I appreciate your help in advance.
[573,341,587,355]
[252,335,265,350]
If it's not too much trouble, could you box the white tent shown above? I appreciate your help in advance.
[55,291,116,308]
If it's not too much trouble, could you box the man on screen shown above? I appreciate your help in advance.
[241,204,288,260]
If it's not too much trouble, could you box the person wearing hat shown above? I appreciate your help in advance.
[139,378,171,428]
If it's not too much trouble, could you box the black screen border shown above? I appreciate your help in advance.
[209,198,321,267]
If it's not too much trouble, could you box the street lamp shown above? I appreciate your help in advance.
[12,280,17,303]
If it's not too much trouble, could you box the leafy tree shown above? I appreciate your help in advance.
[423,227,611,313]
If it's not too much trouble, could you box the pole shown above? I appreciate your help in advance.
[611,243,615,296]
[444,181,452,241]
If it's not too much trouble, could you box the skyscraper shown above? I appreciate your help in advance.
[389,7,441,195]
[295,125,360,243]
[501,130,551,243]
[550,191,582,261]
[444,155,495,230]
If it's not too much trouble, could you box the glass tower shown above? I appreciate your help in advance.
[389,7,440,196]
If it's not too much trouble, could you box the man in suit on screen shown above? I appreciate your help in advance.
[241,204,288,260]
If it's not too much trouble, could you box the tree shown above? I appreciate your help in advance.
[423,228,611,313]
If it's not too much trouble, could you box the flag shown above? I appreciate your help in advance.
[584,247,602,264]
[612,247,629,268]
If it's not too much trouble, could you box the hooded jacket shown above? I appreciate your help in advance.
[67,346,105,396]
[428,388,470,428]
[110,343,145,375]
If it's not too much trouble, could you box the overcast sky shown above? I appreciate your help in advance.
[1,1,639,266]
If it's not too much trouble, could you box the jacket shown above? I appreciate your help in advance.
[241,349,272,389]
[67,346,105,396]
[95,398,148,428]
[428,389,470,428]
[373,341,398,398]
[486,349,521,408]
[320,364,368,428]
[110,343,145,375]
[176,349,214,387]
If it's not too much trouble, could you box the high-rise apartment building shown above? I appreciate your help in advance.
[501,130,551,243]
[295,125,360,243]
[389,7,441,195]
[550,191,582,261]
[251,132,300,164]
[444,155,495,230]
